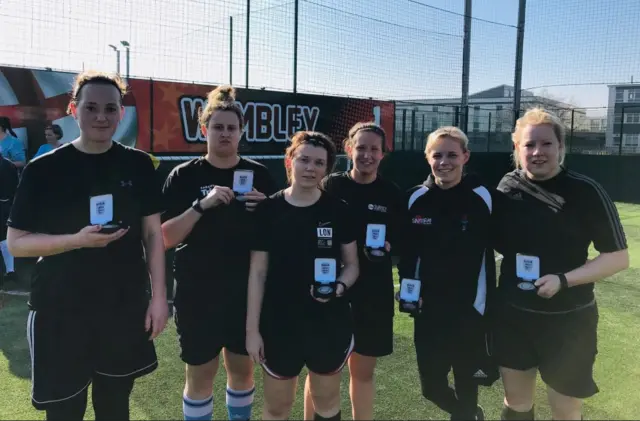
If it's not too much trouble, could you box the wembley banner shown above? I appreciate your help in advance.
[0,66,395,157]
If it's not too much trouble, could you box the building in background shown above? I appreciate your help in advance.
[395,84,586,152]
[607,83,640,153]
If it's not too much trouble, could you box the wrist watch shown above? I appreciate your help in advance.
[192,199,205,215]
[556,273,569,290]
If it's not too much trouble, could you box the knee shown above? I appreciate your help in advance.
[311,386,340,413]
[549,392,582,420]
[226,357,253,384]
[350,364,375,383]
[185,361,217,397]
[504,387,534,412]
[264,394,294,419]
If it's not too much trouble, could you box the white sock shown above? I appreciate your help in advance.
[0,240,14,273]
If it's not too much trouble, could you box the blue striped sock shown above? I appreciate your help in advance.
[226,385,255,420]
[183,393,213,421]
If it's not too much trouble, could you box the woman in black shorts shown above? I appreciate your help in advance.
[494,107,629,420]
[7,70,167,420]
[246,131,359,420]
[303,122,403,420]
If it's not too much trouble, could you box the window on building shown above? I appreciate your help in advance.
[616,90,624,102]
[629,89,640,103]
[623,134,640,146]
[625,113,640,123]
[473,121,480,132]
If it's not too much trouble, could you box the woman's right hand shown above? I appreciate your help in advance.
[246,330,265,364]
[73,225,129,248]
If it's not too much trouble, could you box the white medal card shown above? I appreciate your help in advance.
[314,258,337,283]
[400,278,421,302]
[233,170,254,194]
[365,223,386,248]
[516,254,540,281]
[89,194,114,225]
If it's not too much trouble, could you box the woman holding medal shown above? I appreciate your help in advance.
[302,122,403,420]
[397,126,498,421]
[493,108,629,421]
[161,85,275,421]
[7,70,167,420]
[246,131,359,421]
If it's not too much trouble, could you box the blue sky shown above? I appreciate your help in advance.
[1,0,638,114]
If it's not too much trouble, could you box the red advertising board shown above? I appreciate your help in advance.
[0,66,395,157]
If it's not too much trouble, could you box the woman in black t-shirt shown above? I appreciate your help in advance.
[494,107,629,421]
[7,70,167,421]
[246,131,359,420]
[302,122,403,421]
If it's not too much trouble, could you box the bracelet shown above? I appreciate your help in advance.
[556,273,569,290]
[336,281,348,296]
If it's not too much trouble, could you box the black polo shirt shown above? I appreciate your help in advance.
[495,168,627,313]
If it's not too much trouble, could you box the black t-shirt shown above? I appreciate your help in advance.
[495,168,628,313]
[8,142,163,312]
[320,171,404,313]
[161,156,276,300]
[0,157,19,240]
[252,189,358,326]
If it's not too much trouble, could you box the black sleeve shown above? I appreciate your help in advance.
[337,200,358,245]
[254,165,278,196]
[396,188,420,279]
[583,182,627,253]
[138,154,164,217]
[252,199,271,252]
[489,188,510,254]
[7,161,42,232]
[161,166,191,222]
[388,183,406,257]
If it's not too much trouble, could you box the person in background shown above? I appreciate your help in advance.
[304,122,404,420]
[0,116,26,168]
[398,126,499,420]
[246,131,359,421]
[7,70,167,421]
[494,108,629,421]
[161,85,275,421]
[34,125,64,158]
[0,156,19,287]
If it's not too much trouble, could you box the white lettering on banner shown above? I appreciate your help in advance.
[179,96,320,144]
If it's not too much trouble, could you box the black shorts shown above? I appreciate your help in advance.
[351,309,393,357]
[174,300,248,366]
[494,303,599,399]
[261,317,354,379]
[414,312,498,390]
[348,275,394,358]
[27,305,157,410]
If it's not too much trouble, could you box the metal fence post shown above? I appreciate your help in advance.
[619,106,625,155]
[402,109,407,151]
[245,0,250,88]
[487,112,492,152]
[568,109,574,154]
[293,0,299,93]
[229,16,233,85]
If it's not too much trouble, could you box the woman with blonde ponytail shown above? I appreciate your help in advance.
[161,85,276,421]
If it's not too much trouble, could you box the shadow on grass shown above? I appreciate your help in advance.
[0,295,31,380]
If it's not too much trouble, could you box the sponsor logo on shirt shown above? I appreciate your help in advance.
[368,203,388,213]
[200,184,214,196]
[412,215,432,225]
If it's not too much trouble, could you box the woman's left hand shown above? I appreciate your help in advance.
[145,296,169,340]
[535,274,562,298]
